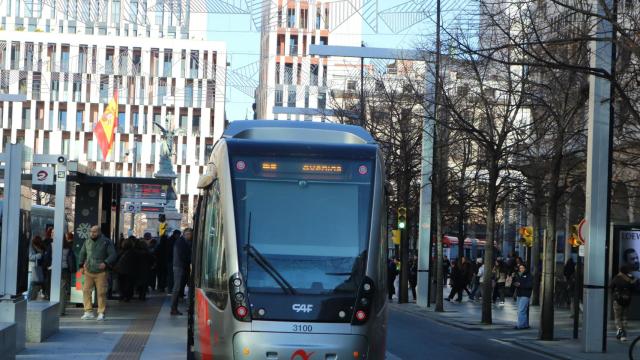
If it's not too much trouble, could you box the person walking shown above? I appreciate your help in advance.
[611,265,636,341]
[171,228,193,315]
[446,260,465,302]
[408,255,418,302]
[387,258,398,301]
[460,257,473,300]
[133,237,154,301]
[114,236,136,302]
[442,255,450,286]
[513,263,532,329]
[59,232,77,315]
[469,258,482,301]
[78,225,117,321]
[42,226,54,300]
[166,229,181,294]
[28,236,46,300]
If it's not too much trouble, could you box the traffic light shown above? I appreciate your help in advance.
[392,230,401,245]
[397,207,407,229]
[569,224,583,247]
[519,226,533,247]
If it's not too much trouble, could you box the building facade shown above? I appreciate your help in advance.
[0,1,227,227]
[256,0,362,121]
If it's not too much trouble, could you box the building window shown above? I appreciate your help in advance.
[205,143,213,161]
[300,8,308,29]
[310,64,318,86]
[320,36,328,46]
[289,35,298,55]
[112,0,121,24]
[22,108,30,129]
[304,89,309,108]
[192,115,200,135]
[287,88,296,107]
[163,50,172,77]
[275,89,283,107]
[287,8,296,28]
[132,111,139,132]
[185,81,193,107]
[297,63,302,85]
[51,79,59,101]
[178,114,186,130]
[190,51,199,78]
[59,110,67,130]
[324,8,329,29]
[118,112,126,133]
[322,65,328,86]
[316,7,321,29]
[61,47,69,72]
[33,75,41,100]
[78,45,88,73]
[275,63,281,85]
[277,34,285,55]
[73,78,81,101]
[284,63,293,85]
[318,91,326,109]
[76,110,84,131]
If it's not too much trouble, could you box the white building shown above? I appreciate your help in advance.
[256,0,362,121]
[0,1,227,226]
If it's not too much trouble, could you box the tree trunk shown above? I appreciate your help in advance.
[481,166,498,324]
[540,196,558,340]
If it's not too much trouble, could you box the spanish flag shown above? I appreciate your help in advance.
[94,89,118,160]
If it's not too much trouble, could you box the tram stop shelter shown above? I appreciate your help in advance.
[0,143,175,358]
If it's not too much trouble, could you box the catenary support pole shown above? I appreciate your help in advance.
[50,162,67,303]
[582,0,615,352]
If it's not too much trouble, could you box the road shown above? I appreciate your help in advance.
[386,307,552,360]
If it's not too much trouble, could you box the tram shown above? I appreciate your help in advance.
[188,120,388,359]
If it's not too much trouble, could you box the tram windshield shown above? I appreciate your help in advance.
[231,155,374,295]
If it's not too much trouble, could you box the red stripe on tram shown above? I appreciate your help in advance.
[196,289,213,360]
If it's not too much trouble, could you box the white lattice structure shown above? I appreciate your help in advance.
[0,0,226,227]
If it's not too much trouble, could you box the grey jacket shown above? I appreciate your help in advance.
[78,235,117,273]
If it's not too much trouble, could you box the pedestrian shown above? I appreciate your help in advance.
[114,236,136,302]
[446,260,465,302]
[171,228,193,315]
[469,258,482,301]
[409,255,418,302]
[492,259,507,305]
[387,258,398,300]
[59,232,77,316]
[442,255,450,286]
[78,225,117,321]
[133,237,153,301]
[512,263,532,329]
[28,236,46,300]
[564,258,576,282]
[42,226,54,300]
[166,229,181,294]
[460,256,473,300]
[611,265,636,341]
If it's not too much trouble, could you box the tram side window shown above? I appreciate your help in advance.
[201,181,228,309]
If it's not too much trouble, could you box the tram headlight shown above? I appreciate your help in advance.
[235,306,249,318]
[235,292,245,302]
[232,278,242,287]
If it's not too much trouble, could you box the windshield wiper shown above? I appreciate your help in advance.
[245,244,296,295]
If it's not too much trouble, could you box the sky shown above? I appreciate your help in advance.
[204,0,467,121]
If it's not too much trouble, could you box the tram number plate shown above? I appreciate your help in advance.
[292,324,313,333]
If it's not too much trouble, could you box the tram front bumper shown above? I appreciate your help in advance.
[233,331,369,359]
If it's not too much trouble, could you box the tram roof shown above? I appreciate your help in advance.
[223,120,376,145]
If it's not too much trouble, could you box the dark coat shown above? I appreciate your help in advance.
[450,266,465,288]
[114,248,136,275]
[611,272,636,307]
[132,243,154,287]
[514,271,533,297]
[172,236,192,269]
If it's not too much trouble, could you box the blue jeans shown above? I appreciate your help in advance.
[517,296,530,328]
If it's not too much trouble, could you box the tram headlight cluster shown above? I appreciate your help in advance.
[352,277,375,325]
[229,273,251,322]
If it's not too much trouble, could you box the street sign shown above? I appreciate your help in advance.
[124,203,139,213]
[32,166,54,185]
[578,218,587,244]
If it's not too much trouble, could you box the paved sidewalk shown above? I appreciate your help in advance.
[390,295,633,360]
[16,293,187,359]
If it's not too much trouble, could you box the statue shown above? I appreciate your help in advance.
[153,111,180,179]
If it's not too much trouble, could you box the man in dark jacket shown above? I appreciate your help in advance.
[611,265,637,341]
[387,258,399,300]
[78,225,117,321]
[446,260,465,302]
[513,263,533,329]
[171,228,192,315]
